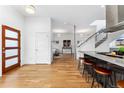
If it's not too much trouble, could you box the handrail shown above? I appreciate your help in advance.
[77,29,106,47]
[77,21,124,48]
[95,29,108,42]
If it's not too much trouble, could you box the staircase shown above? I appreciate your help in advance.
[77,21,124,49]
[78,28,108,48]
[95,29,108,47]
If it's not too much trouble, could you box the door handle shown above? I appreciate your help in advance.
[2,48,5,53]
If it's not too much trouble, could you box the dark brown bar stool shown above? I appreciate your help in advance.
[82,59,95,82]
[91,66,113,88]
[78,57,84,70]
[117,80,124,88]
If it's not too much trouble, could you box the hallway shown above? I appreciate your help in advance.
[0,54,92,88]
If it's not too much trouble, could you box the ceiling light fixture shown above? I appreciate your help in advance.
[101,5,105,8]
[76,29,90,33]
[57,34,61,37]
[25,5,35,14]
[53,29,67,33]
[80,34,84,36]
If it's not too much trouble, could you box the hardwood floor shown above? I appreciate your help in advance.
[0,54,97,88]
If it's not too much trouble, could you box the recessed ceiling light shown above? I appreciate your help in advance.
[76,29,90,33]
[101,5,105,8]
[25,5,35,14]
[57,34,61,37]
[53,29,67,33]
[80,34,84,36]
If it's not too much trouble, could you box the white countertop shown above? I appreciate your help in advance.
[79,51,124,68]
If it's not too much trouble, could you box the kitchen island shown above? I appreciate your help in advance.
[79,51,124,68]
[79,51,124,87]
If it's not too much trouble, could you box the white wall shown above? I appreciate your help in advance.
[90,20,106,32]
[76,28,96,59]
[0,6,25,77]
[24,17,52,64]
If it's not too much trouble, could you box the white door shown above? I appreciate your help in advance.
[35,32,49,64]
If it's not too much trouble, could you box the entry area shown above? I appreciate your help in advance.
[0,54,92,88]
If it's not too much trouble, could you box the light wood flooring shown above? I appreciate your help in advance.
[0,54,96,88]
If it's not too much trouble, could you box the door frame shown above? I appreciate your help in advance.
[2,25,21,74]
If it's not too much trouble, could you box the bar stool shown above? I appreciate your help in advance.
[91,66,113,88]
[117,80,124,88]
[108,64,124,87]
[78,57,84,70]
[82,59,95,82]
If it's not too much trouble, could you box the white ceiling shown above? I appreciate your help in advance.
[12,5,105,33]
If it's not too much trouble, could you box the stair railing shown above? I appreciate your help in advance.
[77,28,107,47]
[77,21,124,48]
[95,29,108,47]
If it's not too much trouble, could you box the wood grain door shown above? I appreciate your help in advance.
[2,25,21,74]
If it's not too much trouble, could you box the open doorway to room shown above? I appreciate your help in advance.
[51,22,76,61]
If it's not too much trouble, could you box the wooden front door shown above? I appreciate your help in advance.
[2,25,21,74]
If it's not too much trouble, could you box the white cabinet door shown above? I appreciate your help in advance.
[35,32,49,64]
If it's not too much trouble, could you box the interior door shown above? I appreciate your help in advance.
[2,25,21,74]
[35,32,49,64]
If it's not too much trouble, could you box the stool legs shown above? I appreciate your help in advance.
[109,75,114,87]
[78,58,83,71]
[82,64,88,82]
[91,70,114,88]
[78,60,81,70]
[82,64,85,75]
[103,76,107,88]
[91,71,95,88]
[82,64,92,83]
[91,74,113,88]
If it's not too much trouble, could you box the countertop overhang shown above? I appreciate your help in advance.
[79,51,124,68]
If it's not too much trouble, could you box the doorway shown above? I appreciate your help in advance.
[35,32,49,64]
[52,31,76,60]
[2,25,21,74]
